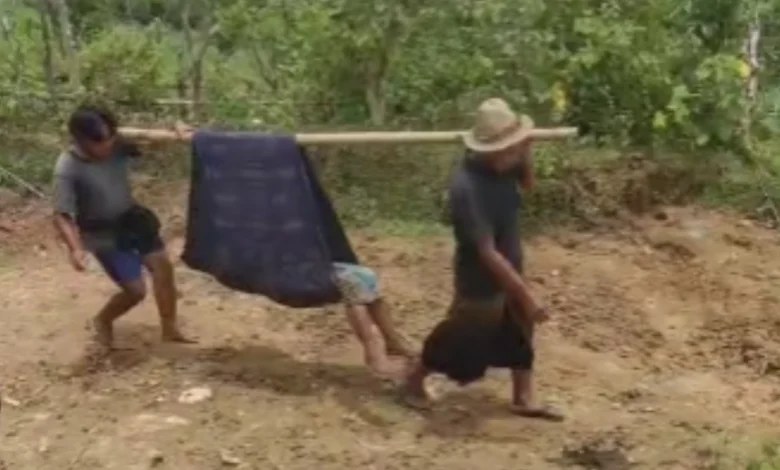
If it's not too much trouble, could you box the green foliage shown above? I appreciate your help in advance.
[80,24,173,104]
[747,443,780,470]
[1,0,780,224]
[1,0,774,136]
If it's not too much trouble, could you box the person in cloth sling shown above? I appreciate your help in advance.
[53,105,194,349]
[331,262,416,378]
[401,98,563,421]
[171,122,416,378]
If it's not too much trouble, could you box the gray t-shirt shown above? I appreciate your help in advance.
[448,154,523,300]
[52,150,135,251]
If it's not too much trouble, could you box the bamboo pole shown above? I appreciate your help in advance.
[118,126,578,144]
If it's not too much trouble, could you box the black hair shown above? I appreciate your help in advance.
[67,104,118,144]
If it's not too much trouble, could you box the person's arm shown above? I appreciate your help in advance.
[173,121,195,140]
[516,141,534,192]
[52,172,86,270]
[53,213,83,253]
[476,240,539,312]
[451,184,542,315]
[114,136,142,158]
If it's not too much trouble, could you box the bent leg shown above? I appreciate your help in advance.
[366,299,416,359]
[343,304,399,378]
[143,249,195,343]
[333,263,415,360]
[93,250,147,348]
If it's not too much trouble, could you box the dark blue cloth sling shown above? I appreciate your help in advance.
[182,130,358,308]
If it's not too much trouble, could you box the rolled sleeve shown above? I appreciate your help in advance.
[52,173,77,217]
[450,183,492,243]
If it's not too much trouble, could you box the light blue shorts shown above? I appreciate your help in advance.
[332,263,380,305]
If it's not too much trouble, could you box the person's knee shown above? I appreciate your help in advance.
[144,251,174,280]
[120,280,147,304]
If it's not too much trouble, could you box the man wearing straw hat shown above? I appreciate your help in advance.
[402,98,562,420]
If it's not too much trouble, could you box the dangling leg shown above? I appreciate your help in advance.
[343,303,399,378]
[333,263,408,378]
[366,298,416,359]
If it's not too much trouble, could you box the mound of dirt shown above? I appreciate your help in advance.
[3,191,780,469]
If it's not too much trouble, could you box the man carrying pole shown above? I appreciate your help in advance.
[113,111,574,388]
[52,105,194,350]
[401,98,563,420]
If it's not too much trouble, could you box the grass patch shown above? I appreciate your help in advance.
[746,443,780,470]
[352,219,449,238]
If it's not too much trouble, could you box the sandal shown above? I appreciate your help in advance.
[397,384,434,411]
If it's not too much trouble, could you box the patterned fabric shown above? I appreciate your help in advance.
[331,263,380,305]
[182,131,358,308]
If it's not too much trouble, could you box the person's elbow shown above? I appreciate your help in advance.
[476,239,501,266]
[52,212,74,230]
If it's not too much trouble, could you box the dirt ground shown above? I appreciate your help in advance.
[2,199,780,470]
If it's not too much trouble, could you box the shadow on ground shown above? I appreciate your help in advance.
[62,322,539,443]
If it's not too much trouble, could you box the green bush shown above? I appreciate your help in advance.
[1,0,780,224]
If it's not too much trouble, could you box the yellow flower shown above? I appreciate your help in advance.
[551,82,568,113]
[737,59,751,79]
[652,111,667,130]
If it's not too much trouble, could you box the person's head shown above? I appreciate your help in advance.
[463,98,534,172]
[68,105,118,160]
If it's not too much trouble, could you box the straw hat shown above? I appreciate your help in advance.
[463,98,534,153]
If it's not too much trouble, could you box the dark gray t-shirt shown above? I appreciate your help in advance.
[448,154,522,300]
[52,150,135,251]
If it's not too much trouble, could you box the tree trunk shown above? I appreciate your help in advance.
[365,77,387,126]
[45,0,79,87]
[175,75,188,120]
[363,4,417,126]
[179,4,196,120]
[1,11,24,82]
[248,45,280,92]
[742,15,760,135]
[42,0,64,57]
[37,3,56,99]
[192,59,205,122]
[178,3,219,122]
[0,13,11,41]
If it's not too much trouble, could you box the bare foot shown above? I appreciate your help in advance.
[366,360,397,379]
[161,327,197,344]
[364,346,401,379]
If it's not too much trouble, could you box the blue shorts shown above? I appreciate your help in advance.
[88,205,164,285]
[94,237,164,285]
[95,249,146,284]
[331,263,380,305]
